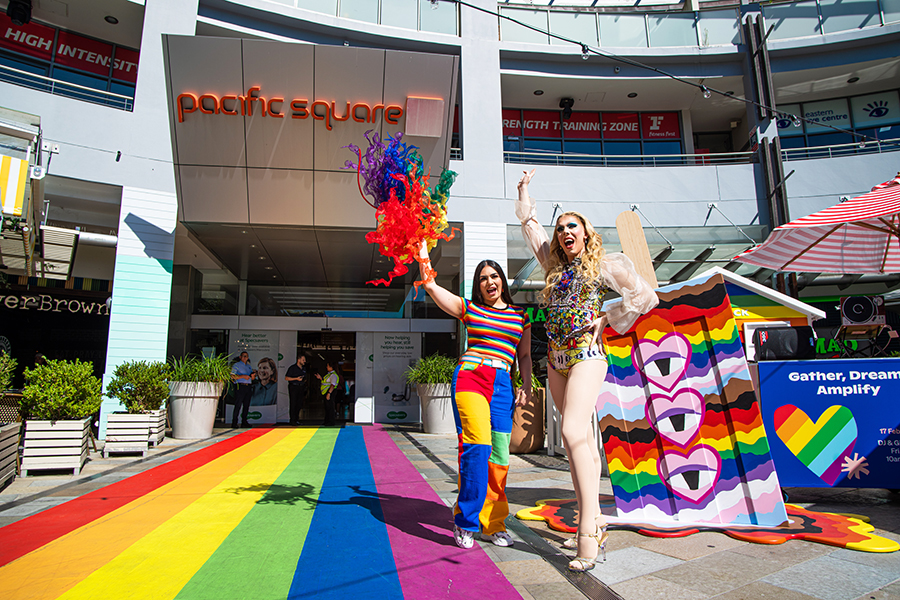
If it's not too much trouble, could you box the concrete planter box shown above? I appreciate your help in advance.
[103,410,166,458]
[169,382,224,440]
[21,417,90,476]
[0,422,19,487]
[417,383,455,434]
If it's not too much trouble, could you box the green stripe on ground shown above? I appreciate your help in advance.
[174,428,340,600]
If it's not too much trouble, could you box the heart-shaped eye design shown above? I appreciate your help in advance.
[646,388,704,447]
[633,333,691,392]
[657,444,721,504]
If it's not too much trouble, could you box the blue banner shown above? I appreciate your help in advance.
[758,358,900,488]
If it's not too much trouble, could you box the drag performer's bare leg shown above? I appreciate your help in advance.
[549,360,609,568]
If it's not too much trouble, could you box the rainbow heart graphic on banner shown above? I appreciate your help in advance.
[773,404,857,485]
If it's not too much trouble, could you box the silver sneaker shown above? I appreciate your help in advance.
[454,525,475,549]
[481,531,514,547]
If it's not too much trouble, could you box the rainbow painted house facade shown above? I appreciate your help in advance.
[599,271,789,528]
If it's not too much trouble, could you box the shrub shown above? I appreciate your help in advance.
[405,353,456,385]
[512,369,543,390]
[0,351,16,393]
[169,353,232,384]
[21,359,102,420]
[106,360,170,413]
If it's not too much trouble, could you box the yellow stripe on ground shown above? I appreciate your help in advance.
[0,430,292,600]
[57,428,314,600]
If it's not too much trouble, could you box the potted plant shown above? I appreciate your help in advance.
[19,359,102,476]
[406,353,457,434]
[168,354,231,440]
[510,369,546,454]
[103,361,170,457]
[0,351,18,487]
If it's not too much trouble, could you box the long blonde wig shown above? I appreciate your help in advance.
[540,211,606,306]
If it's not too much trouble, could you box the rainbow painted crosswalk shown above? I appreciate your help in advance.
[0,426,519,600]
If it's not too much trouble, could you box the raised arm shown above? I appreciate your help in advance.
[601,253,660,334]
[516,169,551,270]
[419,241,464,319]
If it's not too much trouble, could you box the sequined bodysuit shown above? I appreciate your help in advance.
[545,258,610,346]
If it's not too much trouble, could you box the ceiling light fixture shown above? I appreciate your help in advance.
[105,15,119,25]
[847,76,860,83]
[627,92,638,98]
[533,90,544,96]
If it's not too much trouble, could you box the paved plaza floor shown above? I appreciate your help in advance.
[0,424,898,600]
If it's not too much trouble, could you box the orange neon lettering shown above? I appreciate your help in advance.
[352,102,370,123]
[369,104,384,124]
[198,94,219,115]
[258,97,268,117]
[246,86,261,116]
[291,99,309,119]
[385,105,403,124]
[332,101,350,122]
[220,95,238,115]
[311,100,331,130]
[269,97,284,118]
[176,92,198,123]
[238,96,247,116]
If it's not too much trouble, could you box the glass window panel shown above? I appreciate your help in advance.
[51,66,106,90]
[643,141,683,162]
[875,125,900,140]
[549,11,598,47]
[697,9,741,46]
[850,91,900,128]
[500,8,549,44]
[778,136,807,149]
[803,98,851,134]
[885,0,900,23]
[818,0,880,33]
[763,1,821,40]
[603,141,642,155]
[420,0,458,35]
[0,51,49,76]
[599,14,647,48]
[340,0,378,23]
[648,13,697,47]
[380,0,418,29]
[523,139,561,153]
[563,140,602,155]
[503,137,521,152]
[806,131,853,147]
[297,0,338,15]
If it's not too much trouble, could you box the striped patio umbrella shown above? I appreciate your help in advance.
[736,172,900,274]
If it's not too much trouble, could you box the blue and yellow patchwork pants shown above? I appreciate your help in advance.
[451,362,515,534]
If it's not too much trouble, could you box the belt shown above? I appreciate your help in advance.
[459,356,511,372]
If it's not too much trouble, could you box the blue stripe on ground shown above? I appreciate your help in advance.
[288,427,403,599]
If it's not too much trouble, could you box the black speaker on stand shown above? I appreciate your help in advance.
[837,296,887,358]
[752,326,816,361]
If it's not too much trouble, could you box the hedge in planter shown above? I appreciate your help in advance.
[104,361,170,456]
[20,359,102,476]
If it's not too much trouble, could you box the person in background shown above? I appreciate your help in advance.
[316,361,339,427]
[285,353,309,425]
[230,352,255,428]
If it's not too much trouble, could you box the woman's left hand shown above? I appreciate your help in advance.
[589,316,609,350]
[515,388,531,407]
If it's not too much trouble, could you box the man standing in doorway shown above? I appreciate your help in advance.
[317,361,339,427]
[285,353,309,426]
[231,351,255,428]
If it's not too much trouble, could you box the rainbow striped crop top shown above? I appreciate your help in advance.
[460,299,531,365]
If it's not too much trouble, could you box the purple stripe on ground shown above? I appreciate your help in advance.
[364,425,520,600]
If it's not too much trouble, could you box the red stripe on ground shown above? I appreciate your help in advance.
[0,428,270,567]
[364,425,521,599]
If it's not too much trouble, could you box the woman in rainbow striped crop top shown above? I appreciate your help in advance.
[516,169,658,572]
[418,242,533,550]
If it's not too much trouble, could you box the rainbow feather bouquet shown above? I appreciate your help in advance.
[345,131,457,287]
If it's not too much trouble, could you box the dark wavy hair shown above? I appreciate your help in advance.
[471,260,514,307]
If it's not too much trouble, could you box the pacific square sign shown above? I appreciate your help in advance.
[177,86,405,131]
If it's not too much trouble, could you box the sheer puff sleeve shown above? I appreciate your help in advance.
[601,252,659,334]
[516,186,551,270]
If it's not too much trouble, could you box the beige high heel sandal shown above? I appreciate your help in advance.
[566,525,609,573]
[562,514,606,549]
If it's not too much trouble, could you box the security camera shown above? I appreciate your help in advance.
[7,0,32,26]
[559,97,575,120]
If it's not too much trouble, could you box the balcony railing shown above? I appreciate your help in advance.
[503,149,754,167]
[0,64,134,112]
[781,138,900,161]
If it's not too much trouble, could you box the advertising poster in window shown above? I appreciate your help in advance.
[226,330,283,424]
[502,109,522,137]
[602,112,640,139]
[373,332,421,423]
[0,14,55,60]
[757,358,900,488]
[54,31,114,78]
[522,110,561,138]
[850,91,900,129]
[775,104,804,136]
[641,112,680,139]
[803,98,851,134]
[563,112,602,139]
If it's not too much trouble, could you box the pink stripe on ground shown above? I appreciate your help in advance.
[364,425,520,599]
